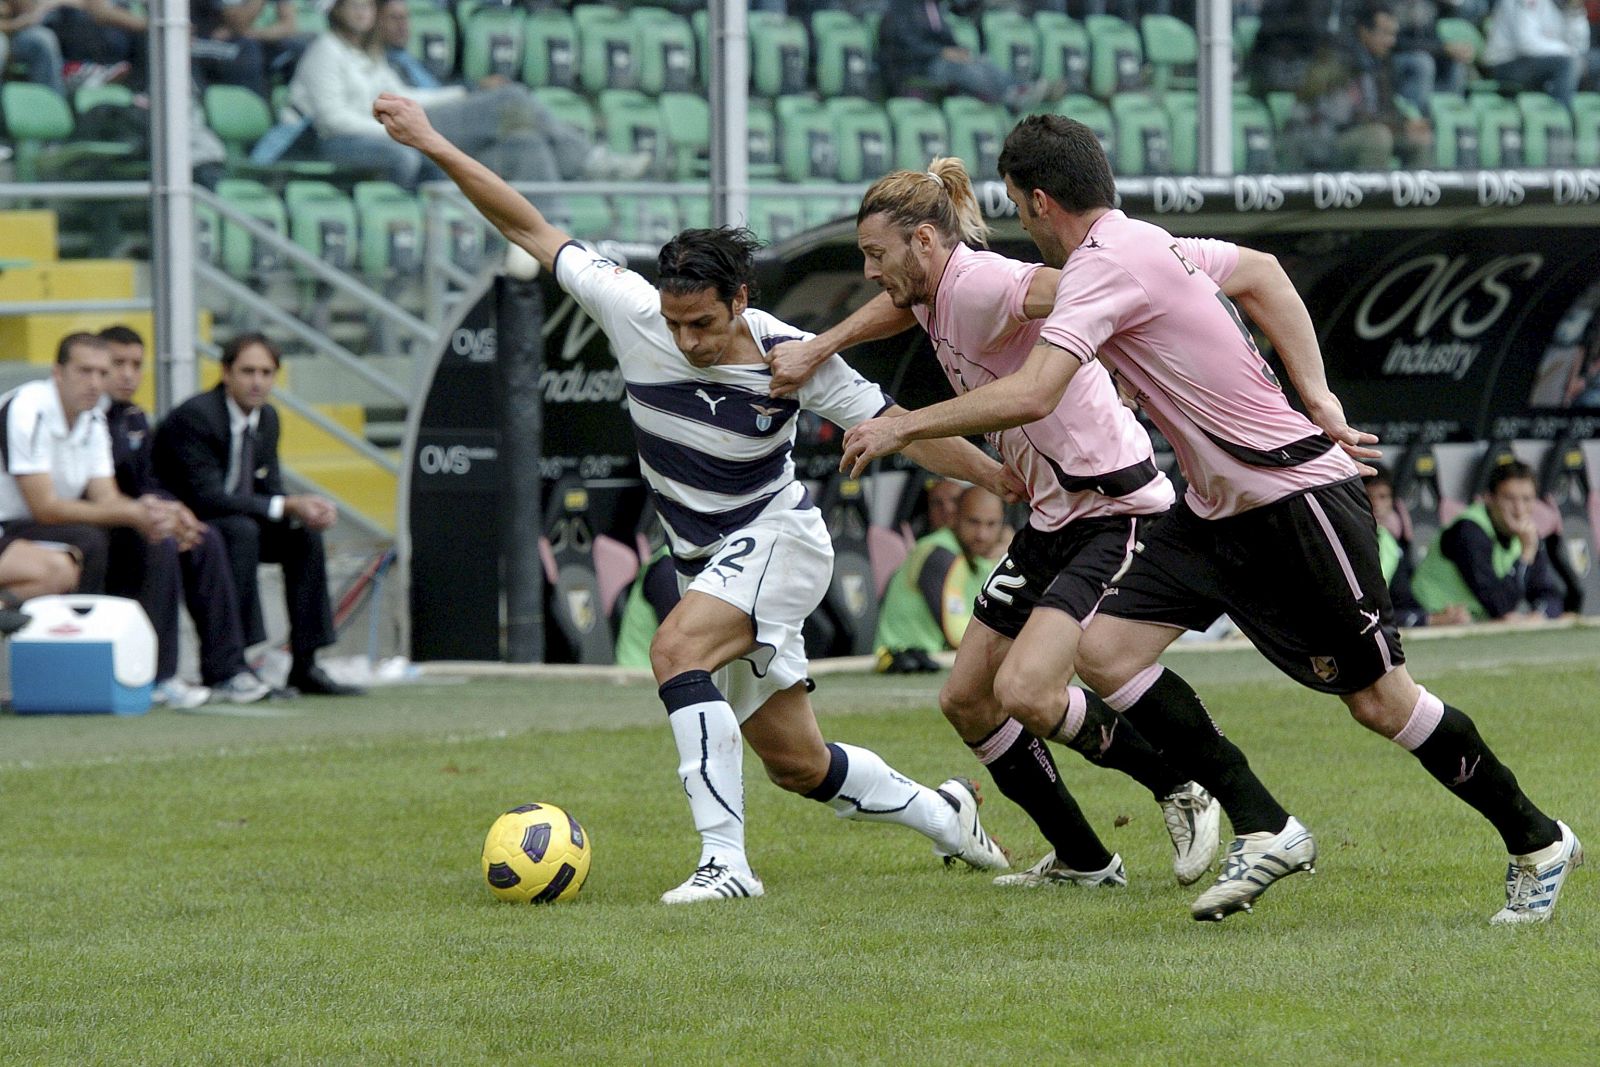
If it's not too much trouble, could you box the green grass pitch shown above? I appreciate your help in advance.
[3,628,1597,1064]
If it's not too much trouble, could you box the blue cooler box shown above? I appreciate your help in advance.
[9,595,156,715]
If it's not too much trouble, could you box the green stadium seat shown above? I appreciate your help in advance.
[1035,12,1091,96]
[290,0,325,35]
[437,198,486,272]
[1265,89,1295,133]
[1162,90,1197,172]
[1234,94,1277,172]
[523,7,578,89]
[283,180,357,281]
[806,195,853,230]
[829,97,892,183]
[563,195,614,240]
[942,96,1008,181]
[532,86,597,141]
[1086,15,1144,99]
[202,84,337,180]
[677,196,711,231]
[215,178,288,279]
[747,192,807,244]
[629,6,696,94]
[1574,92,1600,165]
[352,181,423,284]
[945,12,980,56]
[615,194,679,244]
[1055,94,1116,163]
[460,5,526,84]
[813,10,873,98]
[1473,93,1524,168]
[748,99,780,180]
[749,11,809,96]
[659,91,710,179]
[1437,19,1498,93]
[1109,93,1172,175]
[574,4,639,92]
[0,82,134,182]
[1431,93,1479,168]
[74,84,134,114]
[1234,14,1261,58]
[775,95,838,181]
[982,10,1040,83]
[1140,14,1196,94]
[407,5,457,86]
[598,88,665,172]
[1518,92,1574,167]
[886,96,950,170]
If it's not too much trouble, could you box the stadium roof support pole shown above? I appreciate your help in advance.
[149,0,196,416]
[1197,0,1234,176]
[707,0,750,229]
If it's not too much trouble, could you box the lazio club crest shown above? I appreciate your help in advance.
[750,403,784,433]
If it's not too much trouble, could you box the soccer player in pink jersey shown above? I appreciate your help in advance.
[841,115,1580,925]
[768,158,1223,890]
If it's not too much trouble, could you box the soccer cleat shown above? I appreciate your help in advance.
[1489,820,1583,926]
[1161,781,1222,885]
[992,850,1127,888]
[213,671,272,705]
[932,777,1011,870]
[151,677,212,710]
[1191,815,1316,922]
[659,860,765,905]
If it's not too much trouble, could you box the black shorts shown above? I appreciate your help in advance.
[973,515,1149,640]
[1093,477,1405,695]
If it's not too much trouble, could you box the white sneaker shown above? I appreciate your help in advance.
[933,777,1011,870]
[660,859,765,905]
[151,677,211,710]
[1490,820,1583,926]
[1161,781,1222,885]
[993,850,1127,888]
[1191,815,1316,921]
[213,671,272,705]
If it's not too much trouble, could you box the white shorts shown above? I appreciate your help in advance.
[677,505,833,722]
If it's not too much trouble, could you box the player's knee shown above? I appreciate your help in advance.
[992,663,1062,732]
[1072,634,1121,694]
[938,677,989,733]
[762,750,826,794]
[1342,688,1410,737]
[647,624,692,684]
[47,551,80,593]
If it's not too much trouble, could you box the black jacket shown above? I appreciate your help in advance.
[152,384,285,522]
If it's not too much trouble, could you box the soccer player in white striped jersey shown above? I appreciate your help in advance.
[376,94,1013,904]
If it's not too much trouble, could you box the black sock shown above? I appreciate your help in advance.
[1054,688,1187,800]
[1411,704,1560,856]
[974,721,1114,872]
[1111,668,1289,836]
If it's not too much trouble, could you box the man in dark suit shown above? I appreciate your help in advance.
[152,332,362,696]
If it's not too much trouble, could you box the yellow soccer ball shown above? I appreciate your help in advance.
[481,803,592,904]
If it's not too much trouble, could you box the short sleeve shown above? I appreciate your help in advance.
[797,354,892,429]
[1036,255,1146,365]
[87,420,114,481]
[950,255,1041,335]
[4,395,48,476]
[553,241,660,332]
[1172,237,1239,288]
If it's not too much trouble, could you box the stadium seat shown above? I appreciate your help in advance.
[532,86,598,141]
[1140,14,1196,94]
[597,89,665,174]
[523,7,578,89]
[202,84,337,181]
[1430,92,1480,168]
[1435,17,1492,90]
[459,4,526,84]
[982,9,1040,83]
[829,97,892,183]
[1055,94,1116,162]
[615,195,679,244]
[574,4,639,92]
[747,99,780,180]
[407,4,457,85]
[352,181,423,284]
[194,198,222,265]
[1163,90,1197,172]
[0,82,134,182]
[1575,92,1600,165]
[1234,94,1277,172]
[812,10,873,98]
[73,84,134,114]
[282,180,357,275]
[437,198,486,273]
[775,95,838,182]
[1234,14,1261,59]
[1035,11,1091,96]
[1086,14,1144,99]
[1432,441,1488,525]
[887,96,950,171]
[867,524,911,598]
[1542,436,1600,609]
[747,192,807,243]
[676,196,711,230]
[659,91,710,180]
[942,96,1009,183]
[215,178,288,280]
[1393,440,1444,553]
[806,195,854,230]
[630,6,696,94]
[1109,93,1172,175]
[1265,89,1295,133]
[944,12,980,56]
[1473,93,1524,168]
[749,11,809,96]
[814,474,879,656]
[1518,92,1575,167]
[563,195,614,239]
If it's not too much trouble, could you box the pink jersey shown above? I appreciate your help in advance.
[913,242,1173,531]
[1037,211,1358,519]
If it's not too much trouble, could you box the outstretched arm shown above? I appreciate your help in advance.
[882,405,1021,503]
[767,292,917,397]
[373,93,572,273]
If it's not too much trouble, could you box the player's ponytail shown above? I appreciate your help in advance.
[927,156,990,249]
[857,157,990,249]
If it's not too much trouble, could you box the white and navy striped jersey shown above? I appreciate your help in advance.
[554,241,891,563]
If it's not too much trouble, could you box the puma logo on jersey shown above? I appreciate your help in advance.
[695,389,726,414]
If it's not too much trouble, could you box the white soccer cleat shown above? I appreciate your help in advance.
[992,850,1127,888]
[933,777,1011,871]
[1191,815,1316,922]
[1490,820,1583,926]
[152,677,211,710]
[1161,781,1222,885]
[659,859,764,905]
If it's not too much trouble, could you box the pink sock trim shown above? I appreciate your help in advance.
[972,717,1024,765]
[1055,687,1088,742]
[1392,686,1445,751]
[1103,665,1164,713]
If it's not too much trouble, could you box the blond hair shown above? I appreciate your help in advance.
[856,157,990,248]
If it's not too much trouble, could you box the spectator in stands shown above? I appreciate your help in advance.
[874,484,1004,674]
[1286,2,1434,169]
[1391,0,1476,111]
[99,326,272,705]
[1562,310,1600,407]
[374,0,647,181]
[152,333,364,697]
[0,0,67,95]
[1482,0,1589,105]
[1411,461,1574,621]
[46,0,145,90]
[1364,464,1470,626]
[1249,0,1354,94]
[191,0,307,97]
[877,0,1057,108]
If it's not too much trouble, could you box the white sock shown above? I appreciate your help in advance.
[660,671,748,873]
[807,742,958,850]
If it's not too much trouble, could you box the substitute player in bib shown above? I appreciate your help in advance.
[375,93,1012,904]
[841,115,1578,925]
[765,159,1221,889]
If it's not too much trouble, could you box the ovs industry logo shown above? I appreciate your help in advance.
[1353,252,1543,382]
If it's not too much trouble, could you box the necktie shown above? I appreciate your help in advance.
[233,425,257,494]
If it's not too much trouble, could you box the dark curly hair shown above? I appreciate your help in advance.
[657,226,763,306]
